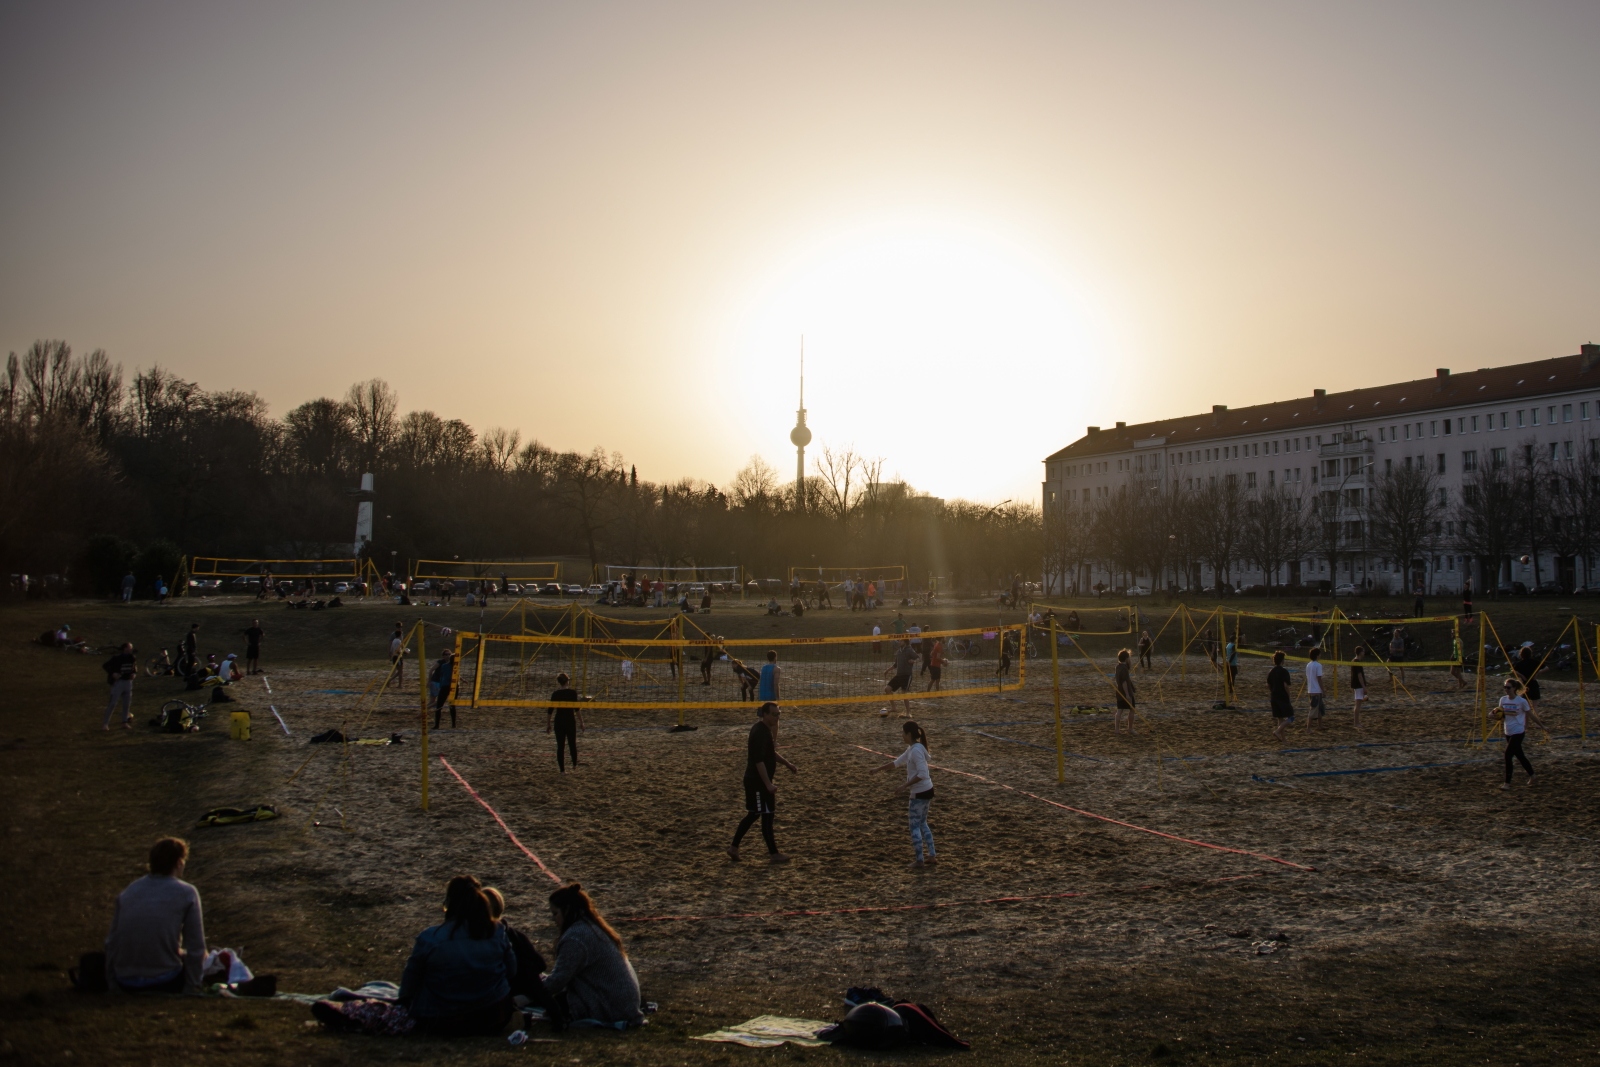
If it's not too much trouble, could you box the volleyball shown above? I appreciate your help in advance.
[1519,555,1531,565]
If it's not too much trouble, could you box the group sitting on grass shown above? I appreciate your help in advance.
[98,838,644,1038]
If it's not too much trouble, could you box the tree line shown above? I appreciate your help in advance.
[1046,444,1600,596]
[1,341,1041,596]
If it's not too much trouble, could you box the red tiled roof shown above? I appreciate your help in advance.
[1044,350,1599,461]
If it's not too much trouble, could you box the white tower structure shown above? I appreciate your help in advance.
[789,341,811,510]
[354,472,374,553]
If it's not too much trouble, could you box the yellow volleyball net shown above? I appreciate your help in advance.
[444,622,1028,712]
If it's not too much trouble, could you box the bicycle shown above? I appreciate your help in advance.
[155,698,209,733]
[145,648,176,676]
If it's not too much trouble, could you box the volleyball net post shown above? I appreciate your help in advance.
[417,619,429,812]
[1049,617,1065,784]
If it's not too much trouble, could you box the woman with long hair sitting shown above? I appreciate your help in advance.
[312,875,516,1036]
[542,884,643,1028]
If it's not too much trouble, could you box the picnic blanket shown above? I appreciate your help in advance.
[693,1015,832,1048]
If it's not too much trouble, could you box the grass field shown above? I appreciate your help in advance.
[2,591,1598,1066]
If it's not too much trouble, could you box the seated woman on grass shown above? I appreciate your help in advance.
[395,875,516,1035]
[541,884,643,1029]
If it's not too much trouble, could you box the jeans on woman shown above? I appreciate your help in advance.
[907,797,935,861]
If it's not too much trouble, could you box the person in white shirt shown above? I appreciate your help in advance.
[1303,647,1325,731]
[386,624,406,689]
[1494,679,1544,791]
[873,721,937,869]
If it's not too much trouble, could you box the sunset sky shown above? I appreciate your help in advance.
[2,1,1595,504]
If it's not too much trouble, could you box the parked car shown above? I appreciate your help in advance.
[1496,581,1529,596]
[565,584,585,595]
[586,584,603,595]
[541,582,563,596]
[1531,581,1564,595]
[188,578,222,590]
[333,582,350,593]
[1333,583,1358,596]
[1126,586,1151,596]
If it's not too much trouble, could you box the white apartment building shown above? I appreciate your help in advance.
[1042,343,1600,595]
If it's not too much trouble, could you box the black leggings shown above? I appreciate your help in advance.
[1139,648,1152,668]
[733,787,777,853]
[1505,732,1533,783]
[554,721,578,771]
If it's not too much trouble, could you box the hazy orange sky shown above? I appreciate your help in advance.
[2,1,1595,504]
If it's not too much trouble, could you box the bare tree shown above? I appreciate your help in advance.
[345,378,398,471]
[553,447,623,568]
[731,455,780,510]
[1241,485,1311,595]
[1192,475,1246,592]
[1454,459,1519,597]
[813,444,866,530]
[479,427,521,475]
[1367,463,1442,595]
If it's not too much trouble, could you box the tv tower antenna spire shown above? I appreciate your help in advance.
[789,337,811,510]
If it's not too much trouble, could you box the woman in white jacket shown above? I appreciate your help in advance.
[875,721,937,868]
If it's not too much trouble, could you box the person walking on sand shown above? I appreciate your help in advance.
[1113,648,1137,735]
[1267,651,1294,742]
[925,637,945,692]
[241,620,264,676]
[386,624,406,688]
[882,638,917,717]
[873,720,936,869]
[1388,626,1407,683]
[1137,629,1153,669]
[728,703,798,863]
[757,650,781,702]
[1304,647,1326,731]
[1449,632,1467,689]
[1494,678,1544,791]
[546,672,589,772]
[432,650,458,729]
[102,642,137,730]
[1349,646,1368,728]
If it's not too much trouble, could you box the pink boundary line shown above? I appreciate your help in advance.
[438,757,562,883]
[850,745,1316,872]
[616,873,1266,924]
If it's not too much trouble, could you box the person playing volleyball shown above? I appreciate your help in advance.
[1113,648,1137,735]
[1494,678,1544,791]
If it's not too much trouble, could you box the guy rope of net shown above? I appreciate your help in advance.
[444,623,1028,716]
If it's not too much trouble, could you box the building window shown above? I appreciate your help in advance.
[1431,421,1438,437]
[1050,491,1057,502]
[1501,412,1509,429]
[1491,447,1507,469]
[1471,415,1479,431]
[1345,488,1362,507]
[1565,440,1574,460]
[1518,410,1526,427]
[1584,402,1591,421]
[1268,469,1275,487]
[1379,427,1385,442]
[1437,453,1446,474]
[1533,408,1542,426]
[1246,472,1257,488]
[1385,458,1392,473]
[1462,450,1477,471]
[1549,406,1558,424]
[1404,424,1411,441]
[1438,488,1448,505]
[1563,404,1573,423]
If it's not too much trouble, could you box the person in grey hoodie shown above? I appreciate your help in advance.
[104,838,206,993]
[542,884,643,1027]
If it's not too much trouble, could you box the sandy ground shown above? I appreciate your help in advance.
[252,657,1600,1000]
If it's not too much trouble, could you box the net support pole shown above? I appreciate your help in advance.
[579,612,591,695]
[417,620,429,811]
[1050,619,1065,784]
[472,632,486,710]
[1575,615,1585,751]
[674,615,687,728]
[1180,608,1187,683]
[1477,613,1489,743]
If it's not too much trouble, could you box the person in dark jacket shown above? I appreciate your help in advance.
[483,887,552,1010]
[102,642,137,730]
[397,876,516,1035]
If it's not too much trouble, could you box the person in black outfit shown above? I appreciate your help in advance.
[545,673,588,772]
[482,887,555,1013]
[178,623,200,678]
[241,620,264,675]
[727,703,799,863]
[1514,645,1543,711]
[431,650,458,729]
[1413,585,1425,618]
[1267,650,1294,742]
[102,642,138,730]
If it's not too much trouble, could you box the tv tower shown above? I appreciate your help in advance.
[789,338,811,510]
